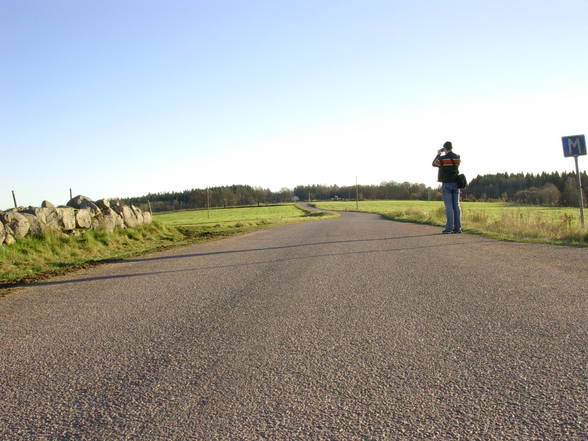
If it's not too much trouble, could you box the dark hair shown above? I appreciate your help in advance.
[443,141,453,150]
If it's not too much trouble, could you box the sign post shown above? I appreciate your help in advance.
[562,135,586,228]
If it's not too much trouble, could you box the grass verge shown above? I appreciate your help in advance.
[314,200,588,247]
[0,205,337,287]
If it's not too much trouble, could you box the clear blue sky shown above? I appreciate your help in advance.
[2,0,587,209]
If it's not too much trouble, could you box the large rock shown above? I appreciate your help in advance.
[75,208,93,229]
[21,213,44,236]
[44,208,61,230]
[68,195,100,214]
[22,207,64,231]
[90,208,121,232]
[41,200,55,208]
[81,200,100,213]
[143,211,153,224]
[95,199,111,211]
[124,207,139,227]
[91,215,112,232]
[0,212,30,239]
[20,207,70,234]
[113,203,139,228]
[0,219,5,245]
[22,207,47,224]
[4,229,16,245]
[112,210,125,229]
[55,207,76,231]
[67,195,94,209]
[90,215,101,230]
[131,205,144,225]
[102,209,121,232]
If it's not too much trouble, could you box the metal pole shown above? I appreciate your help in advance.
[11,190,17,209]
[574,156,585,228]
[355,176,359,210]
[207,187,210,218]
[147,200,153,215]
[69,188,73,200]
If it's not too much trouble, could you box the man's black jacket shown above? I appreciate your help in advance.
[433,151,461,183]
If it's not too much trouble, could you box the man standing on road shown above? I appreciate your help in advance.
[433,141,462,234]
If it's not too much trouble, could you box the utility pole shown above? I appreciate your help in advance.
[355,176,359,210]
[69,188,73,200]
[11,190,17,209]
[207,187,211,218]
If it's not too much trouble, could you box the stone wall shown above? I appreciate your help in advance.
[0,195,152,246]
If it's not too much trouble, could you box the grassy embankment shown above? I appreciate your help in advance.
[315,200,588,246]
[0,204,334,285]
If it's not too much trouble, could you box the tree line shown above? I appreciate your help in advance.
[117,185,291,213]
[292,182,440,202]
[466,171,587,206]
[115,171,587,212]
[116,182,442,212]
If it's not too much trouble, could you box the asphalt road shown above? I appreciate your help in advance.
[1,210,587,440]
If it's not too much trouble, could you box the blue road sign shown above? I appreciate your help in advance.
[562,135,587,157]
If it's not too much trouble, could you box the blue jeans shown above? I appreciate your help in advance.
[442,183,461,231]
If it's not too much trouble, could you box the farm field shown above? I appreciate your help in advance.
[315,200,587,246]
[154,204,309,226]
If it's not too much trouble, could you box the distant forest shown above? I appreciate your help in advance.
[116,171,587,212]
[467,171,587,206]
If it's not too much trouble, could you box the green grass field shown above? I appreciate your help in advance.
[315,200,587,246]
[154,204,308,226]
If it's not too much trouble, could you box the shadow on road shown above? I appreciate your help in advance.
[29,239,494,287]
[116,233,447,264]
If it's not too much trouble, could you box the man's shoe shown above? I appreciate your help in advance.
[442,230,453,234]
[453,229,462,234]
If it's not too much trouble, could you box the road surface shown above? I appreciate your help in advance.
[1,210,586,440]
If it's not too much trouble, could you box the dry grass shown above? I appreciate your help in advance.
[0,222,184,284]
[315,201,588,246]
